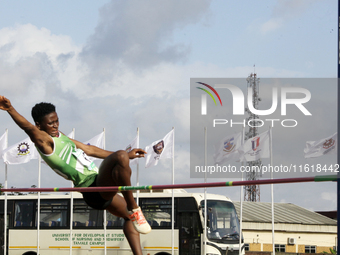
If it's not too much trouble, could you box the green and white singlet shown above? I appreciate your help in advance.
[37,132,98,187]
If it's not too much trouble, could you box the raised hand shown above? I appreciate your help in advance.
[0,96,12,111]
[128,148,147,159]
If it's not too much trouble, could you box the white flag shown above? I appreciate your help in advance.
[214,132,242,164]
[304,132,337,158]
[0,132,7,156]
[84,132,104,149]
[238,130,270,162]
[67,130,74,139]
[84,131,104,161]
[125,134,139,166]
[145,129,174,168]
[2,137,38,164]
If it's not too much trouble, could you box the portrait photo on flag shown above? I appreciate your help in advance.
[144,129,174,168]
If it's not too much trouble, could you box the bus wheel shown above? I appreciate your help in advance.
[155,253,171,255]
[22,252,37,255]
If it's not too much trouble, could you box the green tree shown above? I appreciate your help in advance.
[9,186,24,196]
[29,185,37,194]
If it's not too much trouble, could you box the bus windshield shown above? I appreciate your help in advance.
[201,200,241,244]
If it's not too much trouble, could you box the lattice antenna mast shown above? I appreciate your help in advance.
[244,73,261,202]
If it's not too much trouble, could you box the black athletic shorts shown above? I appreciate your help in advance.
[81,177,113,210]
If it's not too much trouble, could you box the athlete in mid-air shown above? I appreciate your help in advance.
[0,95,151,255]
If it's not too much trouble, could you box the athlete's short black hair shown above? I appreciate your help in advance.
[31,102,56,123]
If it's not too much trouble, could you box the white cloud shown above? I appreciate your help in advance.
[259,0,321,34]
[0,24,78,63]
[261,18,283,34]
[173,98,190,131]
[321,191,337,201]
[0,24,80,105]
[0,22,306,105]
[82,0,212,69]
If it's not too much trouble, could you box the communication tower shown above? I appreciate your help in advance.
[244,73,261,202]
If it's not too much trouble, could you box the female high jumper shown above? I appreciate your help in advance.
[0,96,151,255]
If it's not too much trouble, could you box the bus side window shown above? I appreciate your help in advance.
[140,198,175,228]
[105,213,124,228]
[73,199,103,228]
[14,201,34,228]
[38,200,68,228]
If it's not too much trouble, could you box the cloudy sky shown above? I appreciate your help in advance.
[0,0,337,212]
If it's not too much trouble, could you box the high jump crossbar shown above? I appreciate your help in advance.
[0,175,337,193]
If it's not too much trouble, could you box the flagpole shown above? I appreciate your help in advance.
[4,129,8,255]
[239,127,245,255]
[103,128,107,255]
[269,126,275,255]
[204,126,207,255]
[171,127,175,255]
[136,127,140,205]
[37,154,41,255]
[338,3,340,251]
[70,128,75,255]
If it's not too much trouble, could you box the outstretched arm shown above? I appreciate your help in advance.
[0,96,53,154]
[71,138,146,160]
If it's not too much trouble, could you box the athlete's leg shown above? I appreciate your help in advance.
[106,194,142,255]
[96,150,137,211]
[96,150,151,234]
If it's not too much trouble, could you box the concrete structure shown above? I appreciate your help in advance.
[234,202,337,253]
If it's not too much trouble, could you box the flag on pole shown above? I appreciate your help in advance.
[304,132,337,158]
[2,137,38,164]
[213,132,242,164]
[67,130,74,139]
[125,134,139,166]
[145,129,174,168]
[84,131,104,149]
[83,131,104,161]
[238,130,270,162]
[0,131,7,155]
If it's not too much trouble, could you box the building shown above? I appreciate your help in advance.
[234,202,337,253]
[315,211,337,220]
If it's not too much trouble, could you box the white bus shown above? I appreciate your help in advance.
[0,189,244,255]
